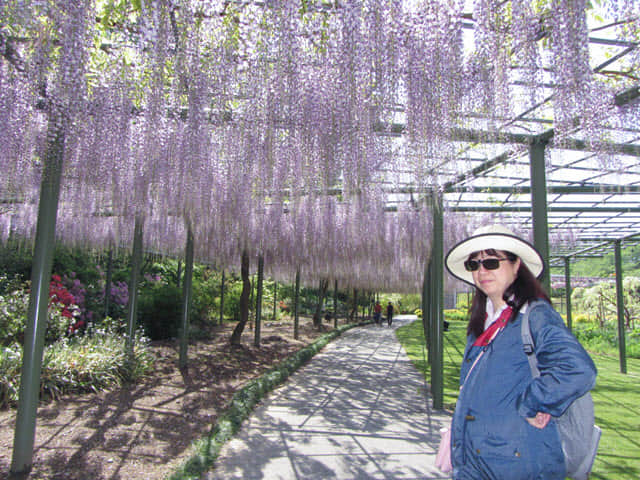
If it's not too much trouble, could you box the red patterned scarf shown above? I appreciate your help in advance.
[473,305,513,346]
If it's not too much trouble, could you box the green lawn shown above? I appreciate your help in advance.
[395,319,640,480]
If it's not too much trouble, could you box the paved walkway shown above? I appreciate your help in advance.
[206,315,452,480]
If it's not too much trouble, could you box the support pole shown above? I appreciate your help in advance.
[529,138,551,292]
[564,257,573,331]
[427,260,435,366]
[614,240,627,374]
[294,269,300,340]
[431,192,444,410]
[422,262,430,361]
[333,280,338,329]
[353,289,358,322]
[219,269,225,325]
[11,125,65,475]
[273,281,278,320]
[249,273,255,330]
[125,217,144,360]
[104,247,113,319]
[179,228,194,369]
[254,254,264,347]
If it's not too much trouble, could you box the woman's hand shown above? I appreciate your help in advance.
[526,412,551,429]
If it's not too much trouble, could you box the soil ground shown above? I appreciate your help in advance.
[0,317,330,480]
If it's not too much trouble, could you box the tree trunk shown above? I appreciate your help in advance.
[230,249,251,345]
[349,288,358,321]
[313,278,329,330]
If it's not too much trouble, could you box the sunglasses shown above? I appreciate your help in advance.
[464,258,508,272]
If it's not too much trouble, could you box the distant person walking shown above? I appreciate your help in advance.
[374,301,382,325]
[386,302,394,326]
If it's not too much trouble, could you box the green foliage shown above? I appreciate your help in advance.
[138,282,183,340]
[190,267,223,324]
[572,323,640,358]
[0,284,28,345]
[444,309,468,322]
[0,344,21,408]
[0,241,32,287]
[0,276,79,346]
[574,313,591,324]
[571,277,640,329]
[0,327,153,408]
[456,292,472,311]
[51,245,103,287]
[396,293,422,313]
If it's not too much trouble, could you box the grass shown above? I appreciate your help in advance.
[589,353,640,479]
[395,318,640,480]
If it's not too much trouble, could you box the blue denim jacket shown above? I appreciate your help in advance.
[451,302,597,480]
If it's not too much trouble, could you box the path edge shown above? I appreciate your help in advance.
[165,321,371,480]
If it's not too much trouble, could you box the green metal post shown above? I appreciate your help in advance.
[431,193,444,410]
[353,289,358,322]
[219,269,225,325]
[614,240,627,374]
[294,269,300,340]
[427,260,435,366]
[273,281,277,321]
[422,261,430,363]
[125,217,144,360]
[179,228,194,369]
[104,247,113,319]
[334,279,338,328]
[564,257,573,332]
[249,273,255,329]
[529,139,551,292]
[11,126,65,474]
[254,254,264,347]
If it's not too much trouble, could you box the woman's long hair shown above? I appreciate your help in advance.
[467,249,550,338]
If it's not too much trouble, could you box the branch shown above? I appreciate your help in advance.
[0,31,26,72]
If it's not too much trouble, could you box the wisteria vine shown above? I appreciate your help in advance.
[0,0,638,292]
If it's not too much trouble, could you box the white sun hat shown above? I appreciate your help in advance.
[445,225,545,286]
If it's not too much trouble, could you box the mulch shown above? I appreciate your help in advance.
[0,318,329,480]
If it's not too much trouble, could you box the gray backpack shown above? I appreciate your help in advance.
[521,300,601,480]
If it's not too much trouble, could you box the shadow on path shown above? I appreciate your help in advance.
[207,316,452,480]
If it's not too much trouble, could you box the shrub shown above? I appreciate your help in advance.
[444,309,468,322]
[138,283,182,340]
[0,285,28,345]
[0,344,21,408]
[0,277,80,346]
[572,323,640,358]
[574,313,591,324]
[0,327,153,408]
[414,308,422,318]
[101,278,129,322]
[191,267,224,325]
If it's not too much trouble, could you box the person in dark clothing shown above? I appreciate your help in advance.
[386,302,393,326]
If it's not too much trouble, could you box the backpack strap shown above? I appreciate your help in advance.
[521,299,547,378]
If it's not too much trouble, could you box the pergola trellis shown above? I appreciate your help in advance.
[1,0,639,474]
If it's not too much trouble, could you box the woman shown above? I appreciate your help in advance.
[444,224,597,480]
